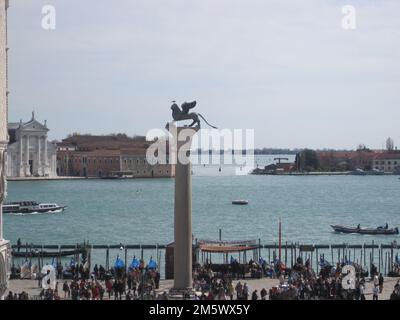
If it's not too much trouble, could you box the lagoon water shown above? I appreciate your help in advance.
[4,166,400,247]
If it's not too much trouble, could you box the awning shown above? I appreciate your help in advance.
[199,245,259,253]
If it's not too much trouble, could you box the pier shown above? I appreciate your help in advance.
[10,240,400,279]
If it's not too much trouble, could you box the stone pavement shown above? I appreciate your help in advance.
[5,277,400,300]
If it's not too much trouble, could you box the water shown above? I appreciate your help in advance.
[4,170,399,246]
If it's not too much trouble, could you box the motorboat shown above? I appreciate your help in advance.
[2,201,67,214]
[232,200,249,205]
[351,169,367,176]
[331,224,399,235]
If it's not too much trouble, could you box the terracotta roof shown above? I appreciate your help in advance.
[317,151,377,160]
[373,153,400,160]
[59,149,122,156]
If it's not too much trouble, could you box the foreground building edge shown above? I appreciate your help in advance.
[0,0,10,300]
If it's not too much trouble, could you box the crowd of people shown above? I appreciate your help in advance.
[6,253,400,300]
[189,256,400,300]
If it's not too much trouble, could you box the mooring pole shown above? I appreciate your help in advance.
[363,244,366,267]
[124,246,128,274]
[278,218,282,262]
[285,241,288,267]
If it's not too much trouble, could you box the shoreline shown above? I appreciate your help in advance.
[252,172,397,176]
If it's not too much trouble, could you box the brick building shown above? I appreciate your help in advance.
[317,150,400,173]
[56,134,174,178]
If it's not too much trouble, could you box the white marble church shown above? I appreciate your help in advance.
[7,112,57,178]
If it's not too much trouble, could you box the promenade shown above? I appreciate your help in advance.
[6,277,400,300]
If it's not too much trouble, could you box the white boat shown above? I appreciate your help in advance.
[2,201,67,214]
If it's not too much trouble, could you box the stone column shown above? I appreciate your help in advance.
[44,135,48,165]
[38,135,41,175]
[25,135,29,176]
[170,124,199,296]
[0,144,5,240]
[19,134,23,175]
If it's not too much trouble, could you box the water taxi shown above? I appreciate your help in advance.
[2,201,67,214]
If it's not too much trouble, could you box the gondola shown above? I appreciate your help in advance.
[12,248,86,258]
[331,225,399,235]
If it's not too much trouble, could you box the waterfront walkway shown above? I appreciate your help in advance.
[6,277,400,300]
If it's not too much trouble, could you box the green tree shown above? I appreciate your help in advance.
[295,149,320,171]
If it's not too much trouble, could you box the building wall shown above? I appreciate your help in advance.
[0,0,7,144]
[6,123,57,177]
[120,155,174,178]
[318,150,400,173]
[0,0,10,299]
[57,151,175,178]
[373,158,400,173]
[56,135,175,178]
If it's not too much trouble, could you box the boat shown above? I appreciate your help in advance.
[331,224,399,235]
[367,169,384,175]
[2,201,67,214]
[232,200,249,205]
[12,248,84,258]
[351,169,367,176]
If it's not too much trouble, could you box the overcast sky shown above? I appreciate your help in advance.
[6,0,400,149]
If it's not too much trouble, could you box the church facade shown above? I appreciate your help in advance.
[7,113,57,178]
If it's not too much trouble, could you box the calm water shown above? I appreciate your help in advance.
[4,173,400,246]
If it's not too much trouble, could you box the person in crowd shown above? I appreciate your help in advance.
[235,281,243,300]
[372,285,379,301]
[243,282,249,300]
[226,280,234,300]
[378,273,384,293]
[260,288,267,300]
[359,282,365,300]
[105,278,113,299]
[62,281,70,298]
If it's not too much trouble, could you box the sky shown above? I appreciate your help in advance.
[6,0,400,149]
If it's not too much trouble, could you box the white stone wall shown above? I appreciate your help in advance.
[0,0,7,143]
[6,138,58,177]
[0,0,9,300]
